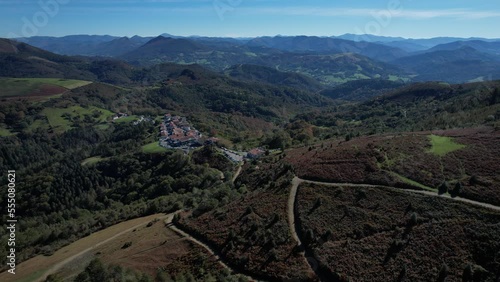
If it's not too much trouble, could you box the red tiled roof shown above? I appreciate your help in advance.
[248,148,265,156]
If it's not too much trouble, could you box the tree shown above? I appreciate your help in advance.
[261,130,292,149]
[462,264,473,282]
[469,175,479,186]
[74,272,90,282]
[409,212,418,226]
[397,265,407,282]
[45,274,64,282]
[85,258,108,282]
[322,229,333,242]
[437,263,449,282]
[451,182,463,197]
[345,133,352,141]
[490,88,500,105]
[438,181,449,195]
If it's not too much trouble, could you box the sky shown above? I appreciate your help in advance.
[1,0,500,39]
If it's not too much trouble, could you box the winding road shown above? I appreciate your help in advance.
[286,176,500,282]
[164,212,231,270]
[288,177,303,246]
[7,212,255,282]
[291,177,500,212]
[165,212,259,281]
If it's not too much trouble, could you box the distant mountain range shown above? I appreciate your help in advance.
[337,33,500,52]
[7,33,500,85]
[392,46,500,82]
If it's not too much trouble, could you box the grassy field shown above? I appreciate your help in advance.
[389,171,436,192]
[113,115,138,123]
[42,106,114,133]
[51,215,227,282]
[428,134,466,156]
[0,78,91,97]
[1,212,233,282]
[142,142,168,153]
[26,119,47,132]
[0,127,14,137]
[0,214,168,282]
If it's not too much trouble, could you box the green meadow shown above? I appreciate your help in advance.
[428,135,466,157]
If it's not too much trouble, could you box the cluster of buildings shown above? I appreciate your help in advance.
[159,114,202,149]
[112,113,154,126]
[157,113,268,160]
[112,112,128,120]
[221,147,266,163]
[133,116,154,126]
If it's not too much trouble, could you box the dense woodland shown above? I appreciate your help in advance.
[0,119,242,263]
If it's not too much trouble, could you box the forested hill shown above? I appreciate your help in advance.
[144,63,332,120]
[0,38,136,84]
[296,80,500,137]
[224,64,324,93]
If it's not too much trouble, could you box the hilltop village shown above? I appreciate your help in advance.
[158,113,266,160]
[159,114,203,150]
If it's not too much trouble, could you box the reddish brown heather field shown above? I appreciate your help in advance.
[296,183,500,282]
[179,160,315,281]
[31,84,68,96]
[2,84,68,101]
[179,188,315,281]
[285,127,500,206]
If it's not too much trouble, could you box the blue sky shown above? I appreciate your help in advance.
[1,0,500,38]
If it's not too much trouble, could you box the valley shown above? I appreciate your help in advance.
[1,27,500,282]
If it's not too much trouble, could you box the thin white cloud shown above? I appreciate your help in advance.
[236,7,500,20]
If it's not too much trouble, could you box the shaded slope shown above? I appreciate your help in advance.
[320,79,404,101]
[246,36,409,62]
[225,64,324,92]
[392,47,500,82]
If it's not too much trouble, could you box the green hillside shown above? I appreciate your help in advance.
[0,77,91,97]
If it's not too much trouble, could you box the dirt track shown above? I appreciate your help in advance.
[36,214,171,282]
[287,176,500,282]
[165,212,259,281]
[232,165,242,183]
[294,177,500,212]
[0,213,168,282]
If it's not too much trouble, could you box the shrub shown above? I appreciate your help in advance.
[438,181,449,195]
[121,241,133,249]
[409,212,418,226]
[312,198,322,211]
[469,175,478,186]
[462,264,473,282]
[451,182,463,197]
[322,229,333,242]
[437,263,449,282]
